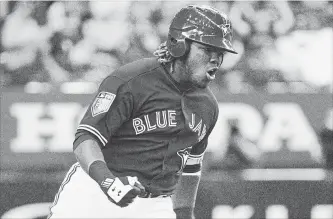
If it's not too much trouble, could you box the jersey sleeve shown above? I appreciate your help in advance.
[73,75,133,149]
[183,106,219,174]
[182,138,208,174]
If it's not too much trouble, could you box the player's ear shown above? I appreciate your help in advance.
[178,39,191,61]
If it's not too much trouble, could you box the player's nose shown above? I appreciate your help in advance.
[209,52,222,67]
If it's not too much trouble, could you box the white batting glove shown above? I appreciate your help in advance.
[100,176,145,207]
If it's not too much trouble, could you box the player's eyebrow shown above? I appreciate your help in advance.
[194,43,225,55]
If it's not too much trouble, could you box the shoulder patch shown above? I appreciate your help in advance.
[91,92,116,117]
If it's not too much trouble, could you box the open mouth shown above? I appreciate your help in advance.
[206,68,218,80]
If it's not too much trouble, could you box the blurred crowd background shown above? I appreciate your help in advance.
[1,0,332,93]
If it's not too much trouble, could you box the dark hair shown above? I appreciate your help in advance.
[153,41,174,64]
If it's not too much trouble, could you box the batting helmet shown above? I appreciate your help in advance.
[166,5,237,58]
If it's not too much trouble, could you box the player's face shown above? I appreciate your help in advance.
[184,42,224,88]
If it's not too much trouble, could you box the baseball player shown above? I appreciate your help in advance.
[48,5,237,219]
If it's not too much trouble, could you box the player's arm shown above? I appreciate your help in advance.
[173,108,219,219]
[74,138,144,207]
[73,75,144,207]
[172,138,208,219]
[172,167,202,219]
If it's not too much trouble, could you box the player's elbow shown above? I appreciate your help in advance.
[182,154,204,175]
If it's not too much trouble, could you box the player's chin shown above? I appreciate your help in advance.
[195,80,210,89]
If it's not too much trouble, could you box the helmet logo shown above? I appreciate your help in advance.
[219,23,231,38]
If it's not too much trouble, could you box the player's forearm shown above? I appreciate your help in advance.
[73,139,144,207]
[172,174,201,219]
[74,139,115,183]
[74,139,104,173]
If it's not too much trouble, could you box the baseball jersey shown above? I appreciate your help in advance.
[74,57,219,195]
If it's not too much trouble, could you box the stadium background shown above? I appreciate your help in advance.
[0,1,332,218]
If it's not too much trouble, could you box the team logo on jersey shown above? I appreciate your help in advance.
[91,92,116,117]
[176,146,192,174]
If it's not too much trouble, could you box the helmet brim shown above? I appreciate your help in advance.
[187,38,238,54]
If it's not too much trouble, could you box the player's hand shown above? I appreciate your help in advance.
[101,176,145,207]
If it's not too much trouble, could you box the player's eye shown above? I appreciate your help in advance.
[202,47,212,53]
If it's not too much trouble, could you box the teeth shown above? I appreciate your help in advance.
[206,68,217,80]
[206,72,215,80]
[208,68,218,75]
